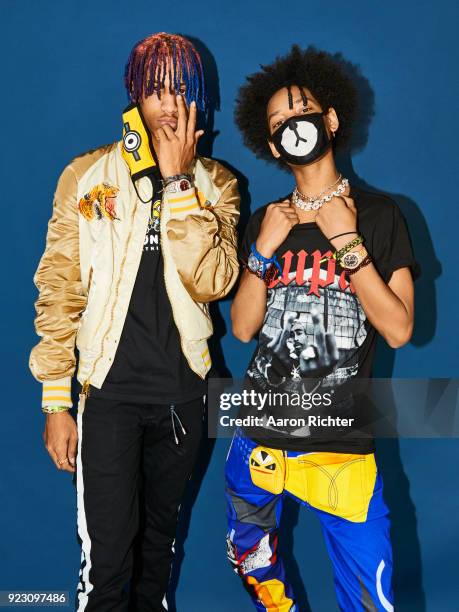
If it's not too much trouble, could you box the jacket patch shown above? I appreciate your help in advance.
[78,182,120,221]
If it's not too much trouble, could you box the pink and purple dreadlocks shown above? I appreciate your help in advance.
[124,33,207,112]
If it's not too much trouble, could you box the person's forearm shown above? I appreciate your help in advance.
[348,264,413,348]
[165,177,240,302]
[231,270,267,342]
[167,209,239,302]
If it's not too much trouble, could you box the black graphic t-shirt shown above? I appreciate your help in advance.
[239,184,420,453]
[84,174,207,404]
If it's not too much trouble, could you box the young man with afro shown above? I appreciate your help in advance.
[226,45,419,611]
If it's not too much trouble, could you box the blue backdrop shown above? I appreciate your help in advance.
[1,0,458,610]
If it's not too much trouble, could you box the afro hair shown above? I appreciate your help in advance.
[235,45,359,165]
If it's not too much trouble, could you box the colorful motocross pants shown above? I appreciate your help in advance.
[225,430,394,612]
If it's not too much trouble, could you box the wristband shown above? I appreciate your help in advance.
[164,173,193,185]
[329,231,359,242]
[335,235,364,261]
[164,174,194,194]
[248,242,283,278]
[320,235,365,265]
[42,405,71,414]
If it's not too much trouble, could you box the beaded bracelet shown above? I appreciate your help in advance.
[347,254,373,275]
[243,261,280,286]
[262,263,281,286]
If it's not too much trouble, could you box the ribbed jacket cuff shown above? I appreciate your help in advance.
[167,188,202,219]
[42,377,72,408]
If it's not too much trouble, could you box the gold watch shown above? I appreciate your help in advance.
[339,246,368,270]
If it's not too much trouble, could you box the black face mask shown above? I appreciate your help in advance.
[271,112,331,166]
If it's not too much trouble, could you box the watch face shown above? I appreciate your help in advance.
[248,252,261,273]
[179,179,191,191]
[342,252,360,269]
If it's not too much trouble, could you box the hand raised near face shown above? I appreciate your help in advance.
[154,95,204,179]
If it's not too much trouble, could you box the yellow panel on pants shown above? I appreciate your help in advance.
[249,448,377,523]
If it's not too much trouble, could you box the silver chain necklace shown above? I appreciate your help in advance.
[292,176,349,211]
[297,173,342,201]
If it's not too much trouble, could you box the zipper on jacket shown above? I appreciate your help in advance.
[81,197,140,392]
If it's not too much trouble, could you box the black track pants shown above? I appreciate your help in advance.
[74,394,205,612]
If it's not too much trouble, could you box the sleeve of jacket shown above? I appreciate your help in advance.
[29,164,87,408]
[165,170,240,303]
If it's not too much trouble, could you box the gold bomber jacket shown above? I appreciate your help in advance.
[29,141,240,408]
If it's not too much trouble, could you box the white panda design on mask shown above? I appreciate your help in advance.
[271,112,332,166]
[280,119,318,157]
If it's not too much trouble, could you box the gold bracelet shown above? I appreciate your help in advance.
[42,405,71,414]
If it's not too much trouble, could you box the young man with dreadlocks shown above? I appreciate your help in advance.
[226,46,419,611]
[29,32,239,611]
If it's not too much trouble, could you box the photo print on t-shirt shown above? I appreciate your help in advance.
[247,260,368,394]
